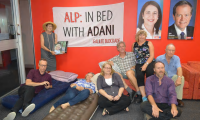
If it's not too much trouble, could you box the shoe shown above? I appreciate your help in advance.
[177,99,184,107]
[129,90,137,103]
[22,103,35,117]
[134,94,142,104]
[3,112,16,120]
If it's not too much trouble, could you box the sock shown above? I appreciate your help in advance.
[142,96,148,102]
[137,91,141,95]
[126,87,132,94]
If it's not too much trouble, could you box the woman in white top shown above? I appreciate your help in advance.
[97,62,131,116]
[137,1,162,39]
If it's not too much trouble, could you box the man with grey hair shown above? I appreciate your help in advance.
[4,59,52,120]
[107,41,141,103]
[156,44,185,107]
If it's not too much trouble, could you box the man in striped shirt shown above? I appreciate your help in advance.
[107,41,141,103]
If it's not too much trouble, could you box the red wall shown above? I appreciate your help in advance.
[31,0,200,78]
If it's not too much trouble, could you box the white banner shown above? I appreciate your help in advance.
[53,2,124,47]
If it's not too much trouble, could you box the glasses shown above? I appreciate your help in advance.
[39,64,47,67]
[167,49,175,52]
[104,67,111,69]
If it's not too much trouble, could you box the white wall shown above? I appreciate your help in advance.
[19,0,34,67]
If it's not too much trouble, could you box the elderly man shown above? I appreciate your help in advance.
[156,44,184,107]
[4,59,52,120]
[141,61,182,120]
[107,41,141,103]
[168,1,194,39]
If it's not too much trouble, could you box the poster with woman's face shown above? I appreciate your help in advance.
[168,0,197,40]
[136,0,163,39]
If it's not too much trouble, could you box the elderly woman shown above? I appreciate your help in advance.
[40,21,58,72]
[137,1,162,39]
[97,62,131,115]
[132,30,155,103]
[49,72,95,113]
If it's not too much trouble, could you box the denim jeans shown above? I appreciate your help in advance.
[53,87,90,108]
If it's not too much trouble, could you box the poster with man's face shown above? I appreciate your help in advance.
[168,0,197,40]
[136,0,163,39]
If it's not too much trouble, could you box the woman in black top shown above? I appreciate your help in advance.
[132,30,155,103]
[97,62,131,115]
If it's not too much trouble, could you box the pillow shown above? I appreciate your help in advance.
[49,70,78,82]
[91,73,100,93]
[99,61,121,73]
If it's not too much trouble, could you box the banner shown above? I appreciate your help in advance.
[53,2,124,47]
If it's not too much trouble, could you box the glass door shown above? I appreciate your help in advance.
[0,0,26,97]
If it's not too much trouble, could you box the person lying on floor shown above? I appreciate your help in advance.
[141,61,182,120]
[49,72,95,113]
[97,62,131,116]
[3,58,52,120]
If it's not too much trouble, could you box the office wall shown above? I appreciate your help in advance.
[31,0,200,78]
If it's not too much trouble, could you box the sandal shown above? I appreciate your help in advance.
[102,108,109,116]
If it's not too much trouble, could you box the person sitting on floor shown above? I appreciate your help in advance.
[141,61,182,120]
[49,72,95,113]
[3,58,52,120]
[97,62,131,115]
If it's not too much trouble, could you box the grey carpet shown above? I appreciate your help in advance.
[0,93,200,120]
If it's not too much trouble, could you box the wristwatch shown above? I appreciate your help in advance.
[118,94,121,97]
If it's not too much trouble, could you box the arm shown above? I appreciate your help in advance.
[146,41,154,64]
[132,43,134,52]
[148,95,163,118]
[26,79,47,87]
[141,41,154,71]
[40,34,51,52]
[97,76,114,101]
[55,34,58,44]
[171,104,178,117]
[114,73,124,101]
[175,67,182,86]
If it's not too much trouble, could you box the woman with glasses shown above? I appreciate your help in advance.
[97,62,131,116]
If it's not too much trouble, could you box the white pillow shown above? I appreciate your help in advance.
[49,70,78,82]
[99,61,121,73]
[91,73,100,93]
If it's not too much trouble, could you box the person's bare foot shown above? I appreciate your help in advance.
[124,107,129,112]
[49,106,55,113]
[61,103,70,109]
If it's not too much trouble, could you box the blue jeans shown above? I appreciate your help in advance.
[53,87,90,108]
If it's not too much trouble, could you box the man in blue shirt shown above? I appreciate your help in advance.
[156,44,184,107]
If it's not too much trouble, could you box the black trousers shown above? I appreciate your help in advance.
[141,101,182,120]
[98,94,131,115]
[11,85,35,112]
[135,61,155,87]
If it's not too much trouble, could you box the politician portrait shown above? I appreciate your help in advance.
[136,0,163,39]
[168,0,197,40]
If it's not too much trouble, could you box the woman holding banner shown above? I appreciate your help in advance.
[137,1,162,39]
[40,21,58,72]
